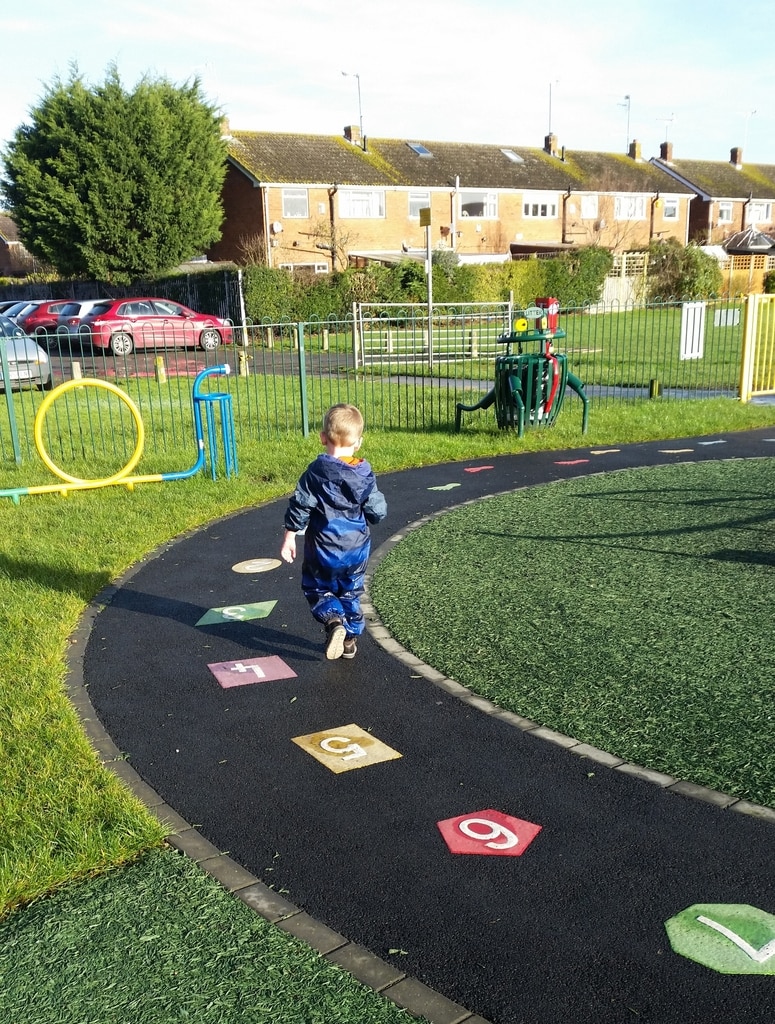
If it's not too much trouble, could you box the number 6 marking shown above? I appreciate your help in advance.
[320,736,367,761]
[458,817,519,849]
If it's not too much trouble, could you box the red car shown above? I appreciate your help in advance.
[80,297,234,355]
[15,299,72,337]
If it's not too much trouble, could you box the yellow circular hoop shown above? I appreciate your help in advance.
[34,378,145,485]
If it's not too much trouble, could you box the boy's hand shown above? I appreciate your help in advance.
[280,531,297,563]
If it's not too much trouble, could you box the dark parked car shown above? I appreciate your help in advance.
[3,299,45,322]
[80,297,234,355]
[0,313,52,390]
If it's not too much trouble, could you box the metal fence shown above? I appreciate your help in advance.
[0,298,752,470]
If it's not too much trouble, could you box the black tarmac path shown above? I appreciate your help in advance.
[75,429,775,1024]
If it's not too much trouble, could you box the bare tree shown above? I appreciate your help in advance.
[310,217,360,271]
[237,231,268,266]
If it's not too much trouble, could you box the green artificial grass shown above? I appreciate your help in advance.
[0,849,418,1024]
[371,458,775,806]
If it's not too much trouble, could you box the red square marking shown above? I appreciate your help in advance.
[437,808,542,856]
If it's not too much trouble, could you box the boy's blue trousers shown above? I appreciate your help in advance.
[301,563,367,637]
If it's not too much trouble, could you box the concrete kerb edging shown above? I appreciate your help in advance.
[65,518,492,1024]
[363,487,775,828]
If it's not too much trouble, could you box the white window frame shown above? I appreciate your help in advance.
[747,201,772,225]
[522,192,559,219]
[278,262,329,274]
[614,195,647,221]
[459,190,498,219]
[662,198,679,220]
[282,188,309,218]
[580,195,598,220]
[717,201,733,224]
[409,191,431,219]
[338,189,385,219]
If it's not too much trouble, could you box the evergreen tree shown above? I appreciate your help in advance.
[1,65,227,283]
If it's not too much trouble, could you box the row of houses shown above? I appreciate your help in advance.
[3,127,775,278]
[208,126,775,273]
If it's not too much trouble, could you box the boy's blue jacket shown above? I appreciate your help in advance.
[284,453,387,576]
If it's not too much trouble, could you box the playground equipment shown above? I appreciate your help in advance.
[455,300,589,436]
[0,365,238,504]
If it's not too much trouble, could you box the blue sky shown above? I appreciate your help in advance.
[3,0,774,166]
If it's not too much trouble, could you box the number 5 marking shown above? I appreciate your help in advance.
[320,736,367,761]
[221,606,247,620]
[458,817,519,849]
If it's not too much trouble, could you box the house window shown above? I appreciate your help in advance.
[409,191,431,218]
[718,202,733,224]
[460,191,498,219]
[339,189,385,218]
[580,195,598,220]
[522,192,558,219]
[662,198,679,220]
[614,195,646,220]
[747,201,773,225]
[279,262,329,274]
[282,188,309,218]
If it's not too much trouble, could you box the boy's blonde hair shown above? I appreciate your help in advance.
[323,404,364,446]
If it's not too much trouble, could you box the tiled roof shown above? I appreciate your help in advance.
[226,132,392,186]
[226,131,695,195]
[653,158,775,200]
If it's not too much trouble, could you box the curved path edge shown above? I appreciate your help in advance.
[64,434,775,1024]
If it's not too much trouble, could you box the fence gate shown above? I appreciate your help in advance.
[353,301,512,369]
[740,294,775,402]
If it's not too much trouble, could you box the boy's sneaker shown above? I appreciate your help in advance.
[325,620,346,660]
[342,637,357,659]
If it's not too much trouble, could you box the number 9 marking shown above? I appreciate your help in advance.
[458,817,519,850]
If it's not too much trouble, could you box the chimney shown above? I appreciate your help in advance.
[660,141,673,163]
[544,133,559,158]
[344,124,362,145]
[628,140,642,162]
[730,146,743,169]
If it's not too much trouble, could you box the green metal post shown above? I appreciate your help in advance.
[0,339,22,464]
[297,323,309,437]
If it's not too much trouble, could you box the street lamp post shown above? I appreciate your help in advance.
[342,71,363,147]
[548,79,559,134]
[619,94,631,151]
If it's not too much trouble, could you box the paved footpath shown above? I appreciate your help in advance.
[73,429,775,1024]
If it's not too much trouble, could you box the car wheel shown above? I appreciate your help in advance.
[110,332,134,356]
[38,376,54,392]
[199,328,221,351]
[34,327,51,347]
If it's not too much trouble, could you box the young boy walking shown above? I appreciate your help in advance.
[280,404,387,660]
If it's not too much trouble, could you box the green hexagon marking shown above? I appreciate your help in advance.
[665,904,775,975]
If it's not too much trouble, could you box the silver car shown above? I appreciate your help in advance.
[0,313,52,390]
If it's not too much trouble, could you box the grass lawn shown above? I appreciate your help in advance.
[1,395,775,1022]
